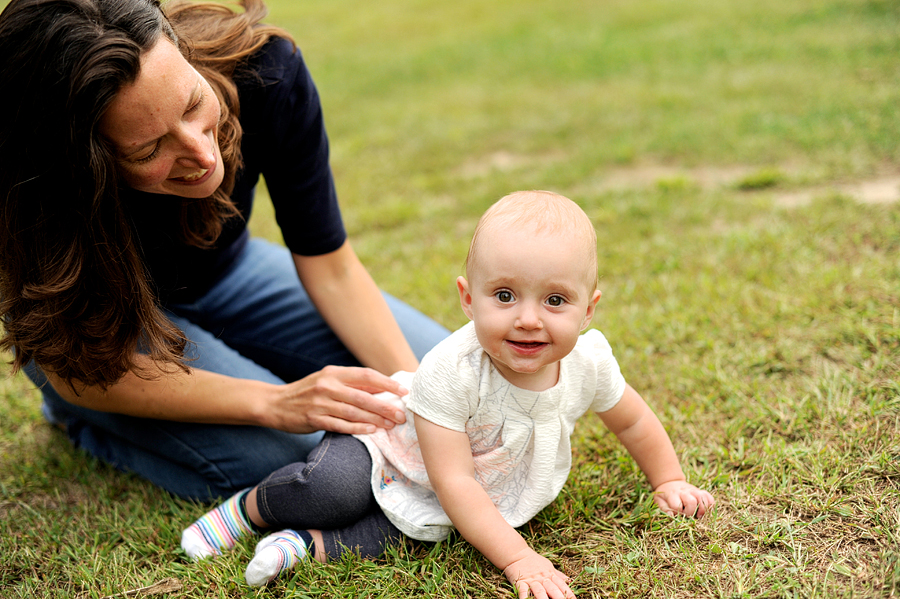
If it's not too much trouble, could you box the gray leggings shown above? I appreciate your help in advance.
[254,433,403,559]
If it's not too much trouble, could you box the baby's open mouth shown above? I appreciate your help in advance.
[509,341,546,348]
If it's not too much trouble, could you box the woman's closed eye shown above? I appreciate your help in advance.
[132,142,161,164]
[187,88,205,114]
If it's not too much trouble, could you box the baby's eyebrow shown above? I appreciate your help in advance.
[483,277,515,289]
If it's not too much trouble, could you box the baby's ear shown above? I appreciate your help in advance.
[581,289,602,329]
[457,276,474,320]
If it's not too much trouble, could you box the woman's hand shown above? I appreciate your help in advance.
[652,480,715,518]
[503,550,575,599]
[264,365,410,435]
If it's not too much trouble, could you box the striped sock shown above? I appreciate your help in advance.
[181,488,256,560]
[245,529,312,587]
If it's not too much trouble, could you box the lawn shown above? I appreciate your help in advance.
[1,0,898,597]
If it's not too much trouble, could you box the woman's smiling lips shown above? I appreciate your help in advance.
[172,165,214,184]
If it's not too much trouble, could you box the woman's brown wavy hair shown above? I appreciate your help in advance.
[0,0,292,389]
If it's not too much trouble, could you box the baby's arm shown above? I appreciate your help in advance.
[598,384,714,517]
[414,415,574,599]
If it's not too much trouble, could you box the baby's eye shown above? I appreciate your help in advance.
[496,290,514,303]
[547,295,566,307]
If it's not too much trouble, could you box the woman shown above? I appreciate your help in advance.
[0,0,448,500]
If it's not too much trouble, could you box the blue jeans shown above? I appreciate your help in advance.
[256,433,402,559]
[26,238,449,500]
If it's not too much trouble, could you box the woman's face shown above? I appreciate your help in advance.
[100,38,224,198]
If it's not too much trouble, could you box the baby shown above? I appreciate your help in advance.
[182,190,714,598]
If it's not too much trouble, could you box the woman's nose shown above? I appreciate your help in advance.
[175,127,216,169]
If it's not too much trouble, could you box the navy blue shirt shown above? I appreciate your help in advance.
[124,38,346,304]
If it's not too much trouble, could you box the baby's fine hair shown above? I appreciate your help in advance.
[465,190,599,289]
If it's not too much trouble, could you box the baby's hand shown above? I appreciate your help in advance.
[653,480,715,518]
[503,550,575,599]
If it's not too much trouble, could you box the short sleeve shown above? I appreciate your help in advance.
[406,324,481,432]
[236,38,346,256]
[579,329,627,413]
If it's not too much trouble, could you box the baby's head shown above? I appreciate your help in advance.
[458,191,601,390]
[465,190,598,290]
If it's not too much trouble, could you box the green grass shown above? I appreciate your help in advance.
[2,0,899,596]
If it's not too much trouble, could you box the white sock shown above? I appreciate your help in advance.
[245,529,310,587]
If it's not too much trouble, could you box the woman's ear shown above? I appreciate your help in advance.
[581,289,602,330]
[457,276,474,320]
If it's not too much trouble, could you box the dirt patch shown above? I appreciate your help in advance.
[458,153,899,206]
[0,479,91,519]
[599,164,757,190]
[591,164,900,207]
[457,150,562,178]
[596,164,899,206]
[774,176,900,207]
